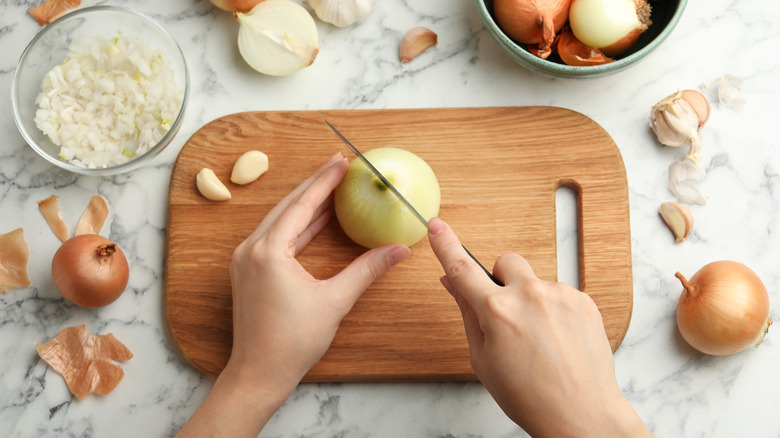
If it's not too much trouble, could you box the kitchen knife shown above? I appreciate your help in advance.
[325,121,503,286]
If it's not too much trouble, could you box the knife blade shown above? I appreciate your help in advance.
[325,121,503,286]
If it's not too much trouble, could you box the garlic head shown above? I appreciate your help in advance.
[650,90,703,163]
[308,0,377,27]
[235,0,320,76]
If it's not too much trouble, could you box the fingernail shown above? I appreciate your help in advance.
[326,152,343,166]
[428,217,445,235]
[388,245,411,266]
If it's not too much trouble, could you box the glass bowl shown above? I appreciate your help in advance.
[474,0,687,79]
[11,5,189,176]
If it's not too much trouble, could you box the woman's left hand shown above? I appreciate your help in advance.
[177,153,410,438]
[228,152,411,387]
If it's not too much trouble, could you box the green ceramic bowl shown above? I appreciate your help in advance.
[474,0,687,79]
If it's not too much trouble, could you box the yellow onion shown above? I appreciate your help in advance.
[493,0,571,59]
[676,261,772,356]
[334,147,440,249]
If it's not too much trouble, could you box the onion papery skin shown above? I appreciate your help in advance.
[335,148,441,249]
[211,0,265,13]
[568,0,651,57]
[51,234,130,308]
[494,0,571,59]
[676,261,772,356]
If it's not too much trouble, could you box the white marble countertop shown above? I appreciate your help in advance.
[2,0,779,436]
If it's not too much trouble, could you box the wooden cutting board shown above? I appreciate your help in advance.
[165,107,633,381]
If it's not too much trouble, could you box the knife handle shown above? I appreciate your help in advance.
[461,245,504,287]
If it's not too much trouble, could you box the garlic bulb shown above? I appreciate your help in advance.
[650,90,705,163]
[307,0,377,27]
[235,0,320,76]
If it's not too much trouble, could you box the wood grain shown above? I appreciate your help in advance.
[165,107,633,381]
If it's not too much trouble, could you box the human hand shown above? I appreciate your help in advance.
[427,218,651,437]
[178,154,410,438]
[227,153,411,388]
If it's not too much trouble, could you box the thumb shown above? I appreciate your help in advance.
[329,243,410,305]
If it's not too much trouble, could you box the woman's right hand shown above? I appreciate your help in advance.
[427,217,652,437]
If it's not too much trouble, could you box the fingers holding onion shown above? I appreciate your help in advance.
[51,234,130,308]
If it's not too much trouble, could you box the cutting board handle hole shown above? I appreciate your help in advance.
[556,184,580,289]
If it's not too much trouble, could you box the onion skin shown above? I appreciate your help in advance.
[211,0,266,13]
[52,234,130,308]
[557,26,613,66]
[676,261,772,356]
[494,0,571,59]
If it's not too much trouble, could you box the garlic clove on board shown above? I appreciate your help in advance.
[659,201,693,243]
[235,0,320,76]
[650,90,703,163]
[231,150,269,185]
[400,27,438,63]
[307,0,377,28]
[197,168,232,201]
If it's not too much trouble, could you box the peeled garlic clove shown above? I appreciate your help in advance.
[235,0,320,76]
[659,202,693,243]
[197,168,232,201]
[307,0,377,27]
[231,150,269,185]
[400,27,438,63]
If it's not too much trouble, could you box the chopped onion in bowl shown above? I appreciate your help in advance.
[34,35,182,169]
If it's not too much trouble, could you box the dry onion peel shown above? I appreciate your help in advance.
[557,26,613,66]
[28,0,82,26]
[210,0,265,13]
[0,228,31,293]
[38,195,69,242]
[676,261,772,356]
[75,195,109,236]
[493,0,570,59]
[35,324,133,399]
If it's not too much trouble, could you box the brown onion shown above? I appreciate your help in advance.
[494,0,571,59]
[676,261,772,356]
[52,234,129,308]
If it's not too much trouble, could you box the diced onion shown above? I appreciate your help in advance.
[34,35,182,169]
